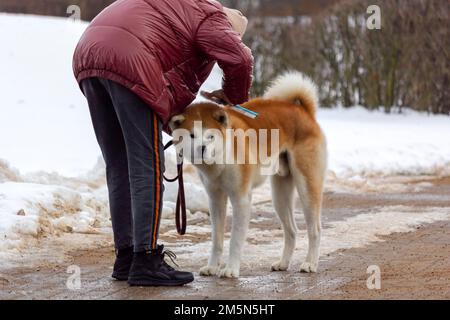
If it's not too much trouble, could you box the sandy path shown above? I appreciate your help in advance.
[0,177,449,300]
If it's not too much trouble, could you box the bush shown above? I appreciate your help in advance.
[242,0,450,115]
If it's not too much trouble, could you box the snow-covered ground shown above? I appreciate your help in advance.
[1,14,449,264]
[319,107,450,178]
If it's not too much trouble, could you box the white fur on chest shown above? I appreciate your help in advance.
[196,163,267,196]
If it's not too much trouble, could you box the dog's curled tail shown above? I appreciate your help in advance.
[264,71,318,118]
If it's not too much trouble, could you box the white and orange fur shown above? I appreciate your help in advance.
[169,72,328,278]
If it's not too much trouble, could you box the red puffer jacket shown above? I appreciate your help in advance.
[73,0,253,125]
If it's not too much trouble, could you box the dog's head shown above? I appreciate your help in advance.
[169,103,229,164]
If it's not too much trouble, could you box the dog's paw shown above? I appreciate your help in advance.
[299,261,318,273]
[199,265,218,276]
[271,260,289,271]
[218,266,239,278]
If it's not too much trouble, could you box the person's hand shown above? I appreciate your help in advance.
[200,89,232,105]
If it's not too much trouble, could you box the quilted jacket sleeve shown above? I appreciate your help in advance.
[195,11,254,104]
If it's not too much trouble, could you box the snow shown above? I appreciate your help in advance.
[0,181,110,248]
[0,14,98,177]
[0,14,449,262]
[318,107,450,178]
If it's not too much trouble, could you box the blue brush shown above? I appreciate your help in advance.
[230,105,259,119]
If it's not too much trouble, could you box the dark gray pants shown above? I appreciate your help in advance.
[81,78,165,252]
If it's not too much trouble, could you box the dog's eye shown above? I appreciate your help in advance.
[190,133,195,139]
[208,135,215,141]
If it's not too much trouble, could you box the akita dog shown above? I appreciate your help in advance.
[169,72,327,278]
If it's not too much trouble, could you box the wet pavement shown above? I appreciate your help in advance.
[1,177,449,299]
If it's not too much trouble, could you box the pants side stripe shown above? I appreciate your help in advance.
[151,113,161,249]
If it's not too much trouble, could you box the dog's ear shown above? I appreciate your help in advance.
[212,109,228,127]
[169,114,185,131]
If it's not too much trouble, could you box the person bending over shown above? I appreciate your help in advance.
[73,0,253,287]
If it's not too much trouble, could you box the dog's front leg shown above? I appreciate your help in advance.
[199,188,227,276]
[218,193,251,278]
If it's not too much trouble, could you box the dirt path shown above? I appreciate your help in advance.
[1,177,449,300]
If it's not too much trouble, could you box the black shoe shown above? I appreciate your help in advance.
[112,246,133,281]
[127,245,194,287]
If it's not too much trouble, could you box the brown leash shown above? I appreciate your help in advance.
[163,141,186,235]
